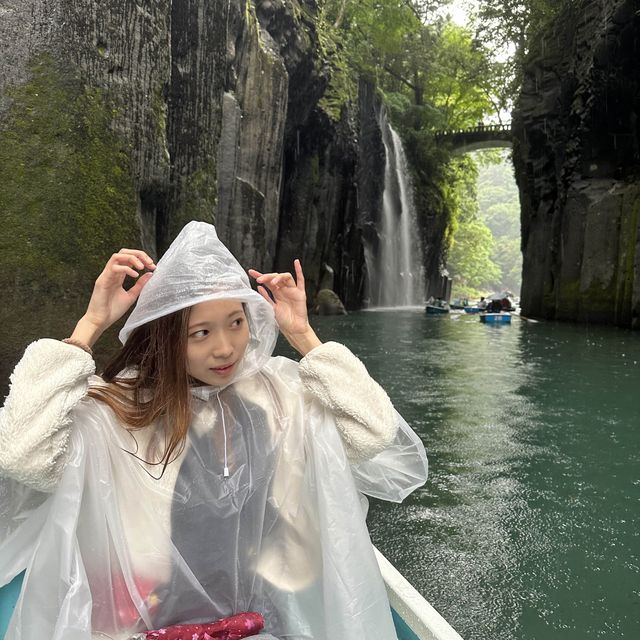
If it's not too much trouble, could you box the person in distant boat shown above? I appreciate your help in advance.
[0,221,427,640]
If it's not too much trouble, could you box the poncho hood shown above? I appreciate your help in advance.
[119,221,279,385]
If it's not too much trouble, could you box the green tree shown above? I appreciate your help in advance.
[423,21,501,127]
[318,1,498,126]
[448,219,502,291]
[474,0,577,55]
[444,156,502,293]
[471,0,579,105]
[475,151,523,294]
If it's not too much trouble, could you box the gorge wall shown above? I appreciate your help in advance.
[0,0,446,389]
[513,0,640,327]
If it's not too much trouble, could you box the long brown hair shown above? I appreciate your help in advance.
[88,307,193,474]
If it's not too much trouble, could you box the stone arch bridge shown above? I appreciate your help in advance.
[434,123,513,154]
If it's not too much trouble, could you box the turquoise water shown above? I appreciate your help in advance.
[284,310,640,640]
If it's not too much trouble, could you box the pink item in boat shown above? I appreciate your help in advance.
[133,612,264,640]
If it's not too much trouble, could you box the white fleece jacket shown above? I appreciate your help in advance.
[0,339,397,493]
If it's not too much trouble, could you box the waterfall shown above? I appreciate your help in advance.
[366,112,425,307]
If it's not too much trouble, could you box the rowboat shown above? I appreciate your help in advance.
[0,548,463,639]
[448,299,468,310]
[479,312,512,324]
[374,547,464,640]
[0,575,20,640]
[425,304,449,315]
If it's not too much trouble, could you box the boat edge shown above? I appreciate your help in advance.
[374,546,464,640]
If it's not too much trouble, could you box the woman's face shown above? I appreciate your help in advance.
[186,299,250,386]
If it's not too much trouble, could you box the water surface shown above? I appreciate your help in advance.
[279,310,640,640]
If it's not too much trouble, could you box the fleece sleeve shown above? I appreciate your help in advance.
[298,341,398,462]
[0,339,96,492]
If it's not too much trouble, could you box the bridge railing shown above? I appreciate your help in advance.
[433,123,512,137]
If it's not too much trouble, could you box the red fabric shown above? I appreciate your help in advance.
[92,574,159,631]
[144,612,265,639]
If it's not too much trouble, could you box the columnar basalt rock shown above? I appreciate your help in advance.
[513,0,640,327]
[248,2,367,308]
[0,0,234,388]
[164,0,228,247]
[0,0,440,393]
[216,0,289,270]
[0,0,358,387]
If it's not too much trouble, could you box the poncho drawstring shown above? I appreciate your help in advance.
[216,392,230,478]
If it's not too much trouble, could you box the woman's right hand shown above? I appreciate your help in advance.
[70,249,156,347]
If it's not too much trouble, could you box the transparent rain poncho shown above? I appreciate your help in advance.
[0,222,428,639]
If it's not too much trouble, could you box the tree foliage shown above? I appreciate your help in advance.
[448,218,501,291]
[423,21,502,127]
[476,151,523,294]
[314,0,523,294]
[444,156,502,292]
[473,0,578,57]
[470,0,579,106]
[317,0,499,127]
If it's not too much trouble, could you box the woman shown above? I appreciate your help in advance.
[0,221,427,639]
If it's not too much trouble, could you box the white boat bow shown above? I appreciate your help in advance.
[374,546,464,640]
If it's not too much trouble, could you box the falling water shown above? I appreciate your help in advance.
[366,112,425,307]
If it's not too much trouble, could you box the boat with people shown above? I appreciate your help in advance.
[486,291,517,312]
[448,298,469,310]
[479,312,512,324]
[0,550,464,640]
[425,297,450,315]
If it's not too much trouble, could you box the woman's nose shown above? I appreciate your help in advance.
[211,335,234,358]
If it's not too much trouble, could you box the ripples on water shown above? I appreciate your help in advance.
[277,311,640,639]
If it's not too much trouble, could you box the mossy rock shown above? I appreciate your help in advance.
[312,289,347,316]
[0,55,139,392]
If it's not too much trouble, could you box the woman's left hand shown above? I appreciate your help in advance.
[248,260,322,355]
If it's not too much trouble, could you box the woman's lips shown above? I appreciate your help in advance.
[210,362,235,376]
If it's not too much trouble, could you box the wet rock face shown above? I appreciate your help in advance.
[0,0,432,392]
[215,1,289,271]
[513,0,640,327]
[253,2,369,309]
[0,0,231,390]
[312,289,348,316]
[275,105,363,308]
[0,0,362,389]
[274,76,379,310]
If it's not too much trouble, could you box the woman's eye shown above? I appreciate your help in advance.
[190,329,208,338]
[231,318,244,328]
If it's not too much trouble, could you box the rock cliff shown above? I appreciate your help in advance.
[0,0,414,388]
[513,0,640,327]
[0,0,228,383]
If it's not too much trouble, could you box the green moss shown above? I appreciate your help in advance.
[555,279,581,318]
[245,1,261,43]
[556,277,617,321]
[554,193,640,325]
[310,154,320,183]
[0,55,138,283]
[316,24,356,123]
[171,160,217,237]
[0,54,139,383]
[150,86,167,141]
[618,194,639,318]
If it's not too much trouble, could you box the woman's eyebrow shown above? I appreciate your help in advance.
[189,311,243,329]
